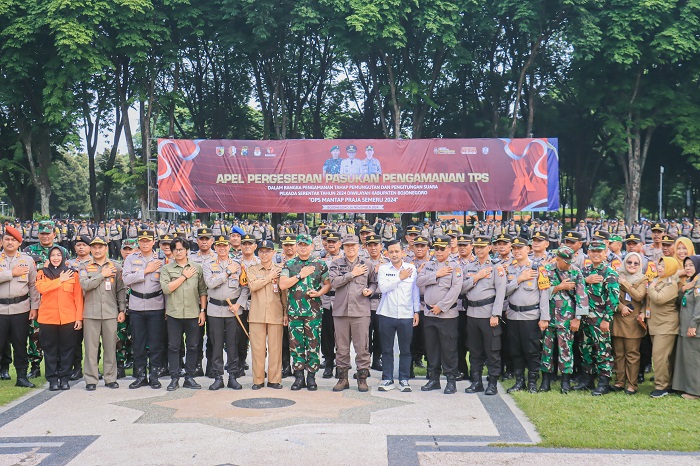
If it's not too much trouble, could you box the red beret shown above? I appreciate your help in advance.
[4,226,22,243]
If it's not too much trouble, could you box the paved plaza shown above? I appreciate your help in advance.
[0,357,699,465]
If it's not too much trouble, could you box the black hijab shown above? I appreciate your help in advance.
[683,255,700,281]
[43,246,70,280]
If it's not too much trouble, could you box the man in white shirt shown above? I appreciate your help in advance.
[339,145,362,175]
[376,240,420,392]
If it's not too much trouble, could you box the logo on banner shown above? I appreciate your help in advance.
[216,147,225,157]
[254,147,261,157]
[265,147,276,157]
[241,146,248,156]
[482,147,489,155]
[434,147,456,155]
[229,146,237,157]
[461,147,477,155]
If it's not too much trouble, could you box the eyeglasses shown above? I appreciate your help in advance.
[627,262,640,266]
[173,248,187,252]
[434,246,447,251]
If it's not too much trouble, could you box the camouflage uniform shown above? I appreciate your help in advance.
[580,262,619,378]
[282,257,329,372]
[541,263,589,374]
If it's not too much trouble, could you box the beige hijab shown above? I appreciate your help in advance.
[618,252,645,286]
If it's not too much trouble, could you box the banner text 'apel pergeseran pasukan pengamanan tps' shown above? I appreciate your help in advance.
[157,138,559,213]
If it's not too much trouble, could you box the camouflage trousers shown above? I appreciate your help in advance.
[541,323,574,374]
[28,319,42,366]
[580,316,613,378]
[288,314,322,373]
[116,315,133,365]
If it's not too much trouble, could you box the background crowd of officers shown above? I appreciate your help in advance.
[0,215,698,400]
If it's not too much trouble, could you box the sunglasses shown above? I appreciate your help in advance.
[434,246,447,251]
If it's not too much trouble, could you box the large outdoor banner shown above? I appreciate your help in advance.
[157,138,559,213]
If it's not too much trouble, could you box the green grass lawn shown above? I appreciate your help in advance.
[509,375,700,451]
[0,366,39,406]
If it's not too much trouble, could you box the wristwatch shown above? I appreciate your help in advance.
[295,273,301,280]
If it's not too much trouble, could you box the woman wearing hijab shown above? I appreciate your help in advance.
[36,246,84,391]
[674,237,695,285]
[646,256,680,398]
[672,256,700,400]
[612,252,648,394]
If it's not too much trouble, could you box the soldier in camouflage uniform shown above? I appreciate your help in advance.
[23,221,69,378]
[279,234,332,391]
[115,239,138,378]
[573,240,619,395]
[539,246,589,393]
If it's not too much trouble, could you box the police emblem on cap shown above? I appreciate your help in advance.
[282,235,296,244]
[414,235,429,245]
[160,234,173,242]
[326,232,341,241]
[511,237,528,247]
[197,228,212,237]
[433,236,449,248]
[366,234,381,244]
[406,225,420,234]
[346,144,357,152]
[473,235,490,246]
[215,236,228,245]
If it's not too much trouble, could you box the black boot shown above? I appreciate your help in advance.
[129,367,149,389]
[149,367,161,389]
[227,374,242,390]
[527,371,539,393]
[69,367,83,381]
[539,372,552,392]
[291,370,306,390]
[322,361,334,379]
[0,366,10,380]
[371,358,383,372]
[560,373,571,394]
[484,375,498,395]
[28,364,41,379]
[464,372,484,394]
[443,375,456,394]
[209,376,224,390]
[183,376,201,389]
[15,370,35,388]
[281,365,293,378]
[167,377,179,391]
[572,372,593,391]
[194,364,204,377]
[306,371,318,391]
[116,361,126,379]
[591,375,611,396]
[507,369,525,394]
[421,371,441,391]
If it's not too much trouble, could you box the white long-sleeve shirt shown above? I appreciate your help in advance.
[377,261,420,319]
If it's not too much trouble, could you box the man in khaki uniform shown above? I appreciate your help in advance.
[78,236,127,390]
[247,240,288,389]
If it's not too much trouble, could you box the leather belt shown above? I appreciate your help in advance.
[370,293,382,299]
[130,289,163,299]
[209,297,239,307]
[509,303,540,312]
[458,294,466,301]
[466,296,496,307]
[326,291,335,297]
[0,293,29,305]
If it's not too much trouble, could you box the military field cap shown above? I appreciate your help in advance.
[258,240,275,250]
[366,145,374,150]
[330,145,339,152]
[588,240,606,251]
[90,236,108,246]
[563,231,582,241]
[650,223,665,232]
[610,235,623,242]
[138,230,155,241]
[214,235,229,245]
[365,234,382,244]
[531,231,548,241]
[241,234,256,243]
[346,144,357,152]
[593,230,610,240]
[661,234,676,244]
[38,221,54,233]
[473,235,491,247]
[296,234,313,245]
[197,227,213,238]
[556,245,575,263]
[511,236,529,247]
[493,233,512,243]
[159,234,174,242]
[342,234,359,245]
[432,236,450,248]
[326,231,342,242]
[457,234,473,245]
[121,238,137,249]
[625,233,642,243]
[4,226,22,242]
[446,229,460,237]
[281,235,297,245]
[405,225,420,234]
[413,235,429,245]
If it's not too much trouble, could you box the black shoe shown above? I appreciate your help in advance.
[0,367,10,380]
[209,377,225,390]
[527,372,539,393]
[105,382,119,389]
[290,370,306,390]
[371,359,383,371]
[149,375,161,389]
[157,367,169,378]
[507,370,525,394]
[233,368,245,378]
[644,364,652,373]
[167,378,179,391]
[86,384,97,391]
[281,366,293,378]
[28,365,41,379]
[194,364,204,377]
[183,377,201,389]
[243,362,249,370]
[129,368,149,389]
[572,372,593,391]
[539,372,552,392]
[267,382,283,389]
[443,378,456,394]
[69,368,83,381]
[455,372,468,381]
[251,383,264,390]
[560,374,571,394]
[637,373,645,384]
[322,364,334,379]
[49,382,60,391]
[421,372,441,391]
[484,375,498,395]
[591,375,611,396]
[15,376,35,388]
[465,372,484,394]
[117,366,126,379]
[610,384,624,392]
[227,375,242,390]
[414,359,425,369]
[306,372,318,391]
[501,371,514,381]
[178,367,186,378]
[59,380,70,390]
